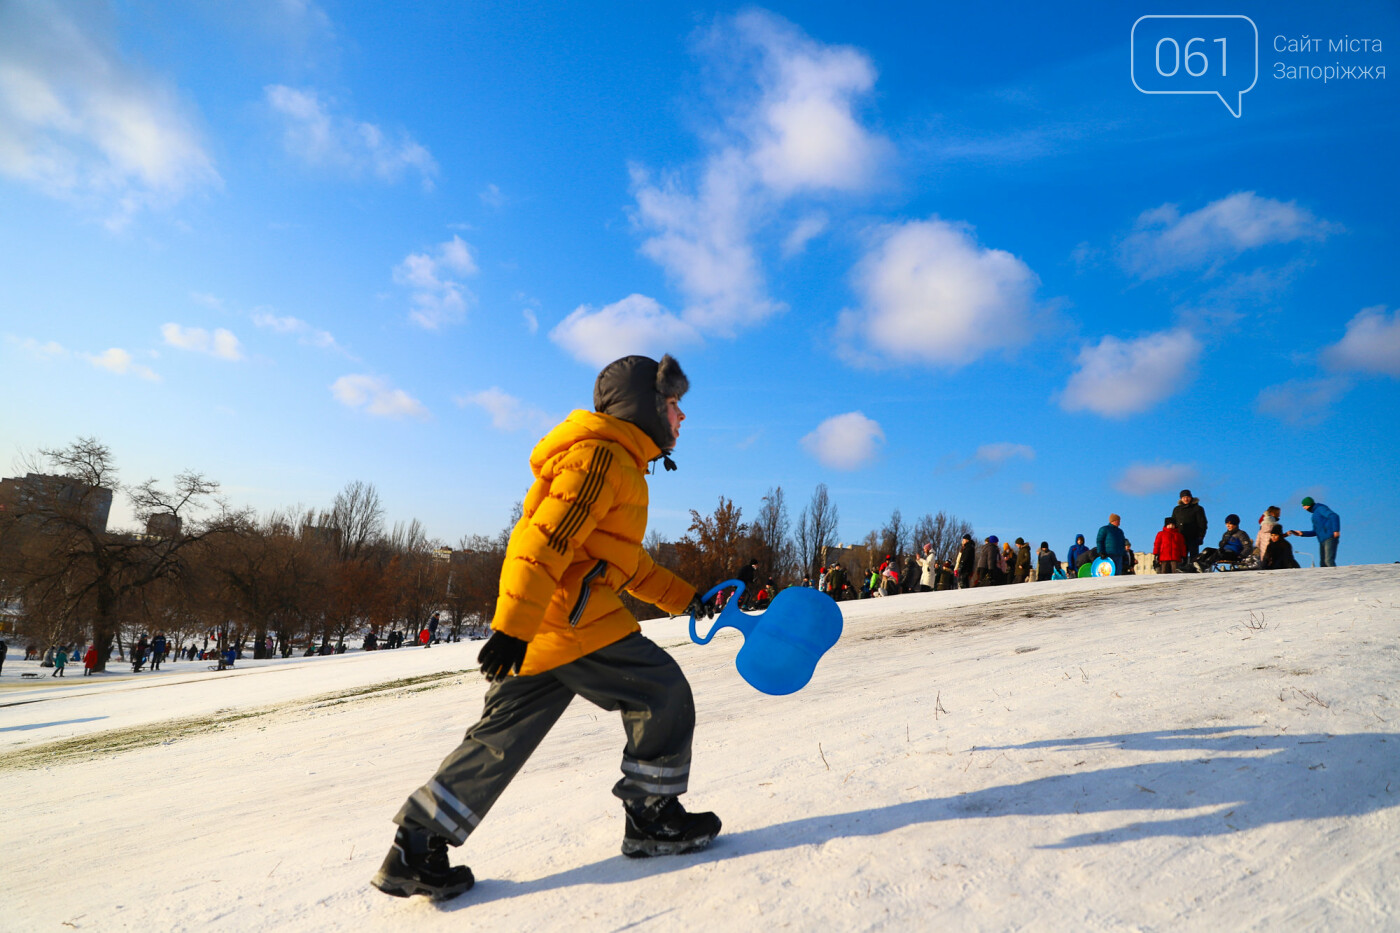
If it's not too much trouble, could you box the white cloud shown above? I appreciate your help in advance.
[976,443,1035,465]
[837,218,1040,367]
[630,153,780,333]
[521,308,538,335]
[1114,462,1200,496]
[330,374,427,419]
[455,387,552,432]
[265,85,437,190]
[731,9,890,195]
[161,323,242,360]
[1321,305,1400,377]
[251,311,350,355]
[0,1,219,225]
[479,183,506,208]
[1255,377,1352,426]
[1119,192,1336,279]
[1060,329,1201,418]
[7,336,69,360]
[83,347,158,381]
[564,11,887,366]
[550,294,701,368]
[800,411,884,470]
[393,235,477,329]
[782,213,828,257]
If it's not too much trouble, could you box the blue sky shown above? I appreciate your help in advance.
[2,0,1398,566]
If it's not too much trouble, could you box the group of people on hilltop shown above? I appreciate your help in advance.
[1148,491,1340,574]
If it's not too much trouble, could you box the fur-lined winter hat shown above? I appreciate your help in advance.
[593,354,689,458]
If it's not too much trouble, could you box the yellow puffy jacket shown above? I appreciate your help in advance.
[492,409,695,676]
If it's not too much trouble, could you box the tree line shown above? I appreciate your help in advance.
[0,438,973,671]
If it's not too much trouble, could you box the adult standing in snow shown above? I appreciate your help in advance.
[373,354,719,902]
[1289,498,1341,567]
[1035,542,1058,581]
[915,543,936,592]
[428,612,440,645]
[1171,490,1208,571]
[974,535,999,586]
[1014,539,1032,583]
[0,638,6,675]
[954,534,976,589]
[1096,514,1127,574]
[151,633,167,671]
[84,645,98,675]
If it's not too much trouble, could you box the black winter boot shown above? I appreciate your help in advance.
[371,826,474,900]
[622,796,721,858]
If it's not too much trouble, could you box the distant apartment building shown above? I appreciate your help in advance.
[0,473,113,532]
[145,512,182,538]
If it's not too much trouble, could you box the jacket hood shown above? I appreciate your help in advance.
[529,410,660,477]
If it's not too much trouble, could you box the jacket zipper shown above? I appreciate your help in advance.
[568,559,608,628]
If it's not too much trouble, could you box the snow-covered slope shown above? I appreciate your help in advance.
[3,566,1398,931]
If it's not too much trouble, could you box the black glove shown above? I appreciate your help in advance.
[685,592,714,619]
[477,631,528,682]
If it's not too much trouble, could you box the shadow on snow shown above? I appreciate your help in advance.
[444,726,1398,910]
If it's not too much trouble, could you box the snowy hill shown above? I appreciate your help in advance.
[3,566,1398,931]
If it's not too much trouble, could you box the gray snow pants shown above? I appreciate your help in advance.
[394,632,695,846]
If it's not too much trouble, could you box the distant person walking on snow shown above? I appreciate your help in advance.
[1289,498,1340,567]
[51,646,68,677]
[373,354,719,902]
[84,646,98,675]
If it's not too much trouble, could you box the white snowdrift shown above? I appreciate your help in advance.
[2,566,1397,931]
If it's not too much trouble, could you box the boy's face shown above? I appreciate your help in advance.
[665,396,685,444]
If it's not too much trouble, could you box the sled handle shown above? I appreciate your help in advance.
[690,579,753,644]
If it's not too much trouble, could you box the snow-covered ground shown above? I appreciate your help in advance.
[3,565,1398,931]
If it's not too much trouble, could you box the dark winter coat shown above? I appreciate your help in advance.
[1036,549,1058,580]
[1096,523,1126,559]
[1172,499,1208,546]
[1261,536,1299,570]
[975,542,998,571]
[955,541,976,577]
[1218,527,1253,557]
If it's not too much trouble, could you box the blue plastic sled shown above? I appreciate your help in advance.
[1090,557,1117,577]
[690,580,843,696]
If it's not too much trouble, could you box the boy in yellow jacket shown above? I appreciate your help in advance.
[373,355,718,901]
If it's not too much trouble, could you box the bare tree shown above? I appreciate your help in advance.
[751,486,795,584]
[795,483,839,578]
[881,508,909,563]
[912,510,975,564]
[0,437,238,671]
[324,480,385,560]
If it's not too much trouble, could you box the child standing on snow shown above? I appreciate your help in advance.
[372,354,719,902]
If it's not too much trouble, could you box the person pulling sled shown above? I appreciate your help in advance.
[372,354,720,902]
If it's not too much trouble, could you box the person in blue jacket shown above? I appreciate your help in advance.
[1096,514,1127,573]
[1066,535,1089,572]
[1289,497,1340,567]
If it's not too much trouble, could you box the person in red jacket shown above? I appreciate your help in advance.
[1153,517,1187,574]
[83,646,98,676]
